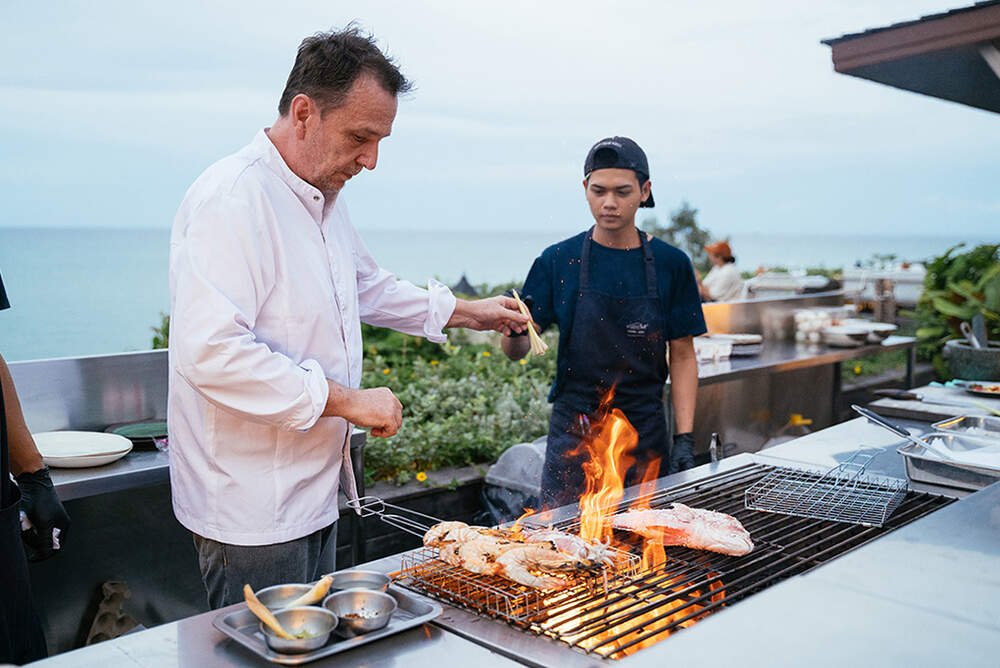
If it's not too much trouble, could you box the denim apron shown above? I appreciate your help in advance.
[0,385,48,663]
[540,227,668,509]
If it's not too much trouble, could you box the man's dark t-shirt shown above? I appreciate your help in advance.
[521,231,706,402]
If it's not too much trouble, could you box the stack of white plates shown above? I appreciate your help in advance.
[708,333,764,356]
[32,431,133,468]
[820,325,869,348]
[841,319,898,343]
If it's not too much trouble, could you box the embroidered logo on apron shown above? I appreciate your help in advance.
[625,321,649,337]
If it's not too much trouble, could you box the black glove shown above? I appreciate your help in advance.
[503,289,534,337]
[16,466,71,561]
[668,432,696,474]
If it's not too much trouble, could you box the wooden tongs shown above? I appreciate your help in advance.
[511,289,548,355]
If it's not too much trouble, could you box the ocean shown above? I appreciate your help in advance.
[0,226,991,362]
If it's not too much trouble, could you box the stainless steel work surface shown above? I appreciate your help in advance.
[691,336,915,386]
[49,449,170,501]
[29,606,519,667]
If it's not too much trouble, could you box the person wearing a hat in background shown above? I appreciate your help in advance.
[698,241,744,302]
[501,137,706,508]
[0,271,72,664]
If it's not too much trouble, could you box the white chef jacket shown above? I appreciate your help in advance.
[168,129,456,545]
[702,263,744,302]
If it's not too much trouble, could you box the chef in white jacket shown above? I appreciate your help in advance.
[168,26,527,608]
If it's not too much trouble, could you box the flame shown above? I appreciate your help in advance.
[632,458,666,571]
[508,507,536,538]
[573,391,637,545]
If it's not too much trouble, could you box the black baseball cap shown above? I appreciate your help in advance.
[583,136,655,208]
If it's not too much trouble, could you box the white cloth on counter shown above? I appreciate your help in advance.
[702,263,744,302]
[168,129,456,546]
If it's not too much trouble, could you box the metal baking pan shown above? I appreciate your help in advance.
[898,433,1000,491]
[932,415,1000,441]
[213,585,441,665]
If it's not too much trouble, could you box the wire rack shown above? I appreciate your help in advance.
[346,495,641,623]
[398,545,641,624]
[744,452,907,527]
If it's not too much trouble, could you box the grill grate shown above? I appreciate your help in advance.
[399,463,954,660]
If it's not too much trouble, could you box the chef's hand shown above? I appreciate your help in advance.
[447,296,528,336]
[16,466,71,562]
[327,384,403,437]
[668,432,696,474]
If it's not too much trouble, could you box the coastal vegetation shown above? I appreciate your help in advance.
[910,243,1000,378]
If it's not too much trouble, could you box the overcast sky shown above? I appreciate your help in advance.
[1,0,997,237]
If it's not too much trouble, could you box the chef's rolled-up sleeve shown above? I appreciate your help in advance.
[351,227,456,343]
[171,195,329,431]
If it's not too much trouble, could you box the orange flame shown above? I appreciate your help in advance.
[572,390,637,545]
[508,507,536,538]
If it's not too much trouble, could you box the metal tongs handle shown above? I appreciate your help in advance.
[851,404,953,460]
[346,495,442,539]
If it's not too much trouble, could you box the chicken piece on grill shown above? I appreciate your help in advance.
[612,503,754,556]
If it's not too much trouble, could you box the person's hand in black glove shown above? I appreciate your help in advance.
[668,432,696,474]
[16,466,70,561]
[502,289,533,337]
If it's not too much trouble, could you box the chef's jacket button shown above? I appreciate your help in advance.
[313,195,320,201]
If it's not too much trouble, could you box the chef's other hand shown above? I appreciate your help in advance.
[344,386,403,438]
[16,466,71,562]
[447,296,528,336]
[668,432,696,474]
[502,290,534,337]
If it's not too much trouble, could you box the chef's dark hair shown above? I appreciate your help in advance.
[278,24,413,116]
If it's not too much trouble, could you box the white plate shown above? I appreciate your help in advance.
[33,431,133,468]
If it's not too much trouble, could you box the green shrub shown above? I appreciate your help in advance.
[361,328,557,485]
[912,243,1000,378]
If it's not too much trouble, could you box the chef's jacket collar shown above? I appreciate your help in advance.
[253,129,331,225]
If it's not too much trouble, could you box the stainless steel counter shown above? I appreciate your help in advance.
[693,335,915,386]
[34,413,998,667]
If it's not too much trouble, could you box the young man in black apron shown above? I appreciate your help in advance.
[502,137,704,509]
[0,271,71,663]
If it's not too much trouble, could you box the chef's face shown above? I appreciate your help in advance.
[297,74,398,193]
[584,169,651,233]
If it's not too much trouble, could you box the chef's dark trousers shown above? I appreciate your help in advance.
[192,521,337,609]
[0,483,48,664]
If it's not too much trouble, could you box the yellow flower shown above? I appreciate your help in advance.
[853,365,861,374]
[416,471,427,482]
[482,351,491,357]
[383,368,390,375]
[519,359,527,366]
[430,359,438,365]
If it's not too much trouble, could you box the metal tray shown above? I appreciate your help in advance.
[212,585,441,665]
[932,415,1000,441]
[898,435,1000,491]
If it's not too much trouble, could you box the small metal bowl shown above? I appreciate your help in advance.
[327,569,392,592]
[322,588,397,635]
[254,583,313,610]
[260,606,337,654]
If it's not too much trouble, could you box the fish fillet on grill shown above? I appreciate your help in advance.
[612,503,754,556]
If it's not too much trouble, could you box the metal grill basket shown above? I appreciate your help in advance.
[744,452,907,527]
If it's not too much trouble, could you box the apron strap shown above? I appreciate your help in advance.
[639,230,657,297]
[579,227,594,290]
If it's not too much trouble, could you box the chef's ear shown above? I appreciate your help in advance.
[289,94,316,138]
[641,179,652,204]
